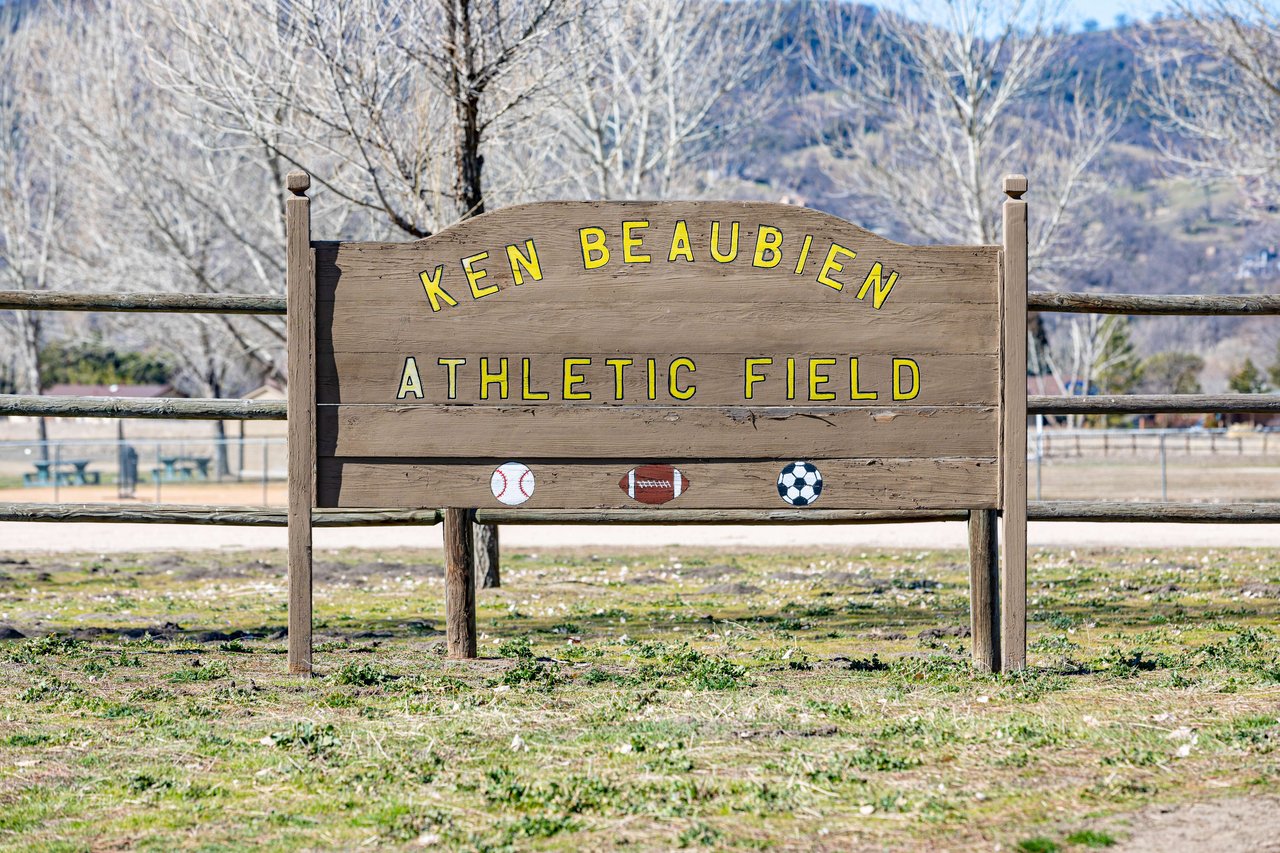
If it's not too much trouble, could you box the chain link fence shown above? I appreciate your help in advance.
[1031,426,1280,502]
[0,437,287,504]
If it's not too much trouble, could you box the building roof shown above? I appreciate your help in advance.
[44,383,180,398]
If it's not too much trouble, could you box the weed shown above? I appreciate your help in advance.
[265,721,341,758]
[1065,829,1116,847]
[677,820,722,847]
[8,634,84,664]
[332,661,397,686]
[1016,838,1060,853]
[167,660,230,682]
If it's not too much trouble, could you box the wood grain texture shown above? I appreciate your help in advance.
[0,291,286,314]
[317,404,998,460]
[318,352,998,406]
[1000,176,1029,673]
[1028,291,1280,315]
[286,173,315,676]
[313,203,999,308]
[1029,394,1280,414]
[0,395,286,420]
[0,503,440,526]
[313,201,1001,512]
[316,457,998,510]
[9,501,1280,526]
[318,302,999,356]
[968,509,1000,673]
[444,508,477,659]
[473,507,970,524]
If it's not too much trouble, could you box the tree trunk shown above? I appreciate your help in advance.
[17,312,47,460]
[473,521,500,588]
[213,418,231,479]
[447,0,485,219]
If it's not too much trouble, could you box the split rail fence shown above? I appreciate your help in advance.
[4,280,1280,673]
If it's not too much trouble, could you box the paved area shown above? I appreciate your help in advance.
[5,520,1279,553]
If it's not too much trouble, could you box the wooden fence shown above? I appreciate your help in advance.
[3,284,1279,674]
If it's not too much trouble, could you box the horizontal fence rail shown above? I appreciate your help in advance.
[1027,292,1280,315]
[0,291,286,315]
[0,503,439,526]
[1029,394,1280,415]
[474,508,971,524]
[10,290,1279,318]
[2,502,1278,526]
[0,395,287,420]
[8,395,1277,421]
[1029,502,1280,523]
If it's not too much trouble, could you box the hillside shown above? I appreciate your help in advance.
[726,6,1280,390]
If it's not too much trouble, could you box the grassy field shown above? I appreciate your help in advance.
[0,546,1278,851]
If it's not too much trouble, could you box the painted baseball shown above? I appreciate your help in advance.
[619,464,690,505]
[490,461,535,506]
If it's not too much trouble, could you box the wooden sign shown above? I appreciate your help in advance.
[310,202,1003,511]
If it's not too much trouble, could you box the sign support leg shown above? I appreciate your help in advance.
[285,170,315,676]
[968,508,1000,672]
[1001,175,1030,671]
[445,508,478,659]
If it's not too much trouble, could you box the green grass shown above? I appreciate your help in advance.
[0,545,1277,850]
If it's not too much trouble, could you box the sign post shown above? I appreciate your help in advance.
[1001,175,1030,671]
[286,171,315,675]
[286,177,1029,674]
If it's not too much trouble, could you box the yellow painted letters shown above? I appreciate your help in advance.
[505,240,543,285]
[752,226,783,269]
[397,357,424,399]
[418,265,457,312]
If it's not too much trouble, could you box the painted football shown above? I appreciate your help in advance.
[619,464,690,505]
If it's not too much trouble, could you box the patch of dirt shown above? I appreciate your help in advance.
[697,582,763,595]
[675,565,742,580]
[1241,582,1280,598]
[861,629,908,641]
[1106,795,1280,852]
[620,573,665,585]
[176,559,276,581]
[768,569,815,581]
[65,622,276,643]
[917,626,971,639]
[734,725,840,739]
[313,560,443,584]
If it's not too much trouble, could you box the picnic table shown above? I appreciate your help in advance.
[22,459,101,487]
[150,455,213,482]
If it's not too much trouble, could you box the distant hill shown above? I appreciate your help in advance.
[726,3,1280,390]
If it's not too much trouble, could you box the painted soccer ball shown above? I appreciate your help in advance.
[777,461,823,506]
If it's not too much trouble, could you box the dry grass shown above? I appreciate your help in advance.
[0,546,1278,851]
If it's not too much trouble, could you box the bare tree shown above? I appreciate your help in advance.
[807,0,1122,286]
[1044,313,1141,427]
[143,0,570,237]
[0,12,71,457]
[541,0,784,199]
[1139,1,1280,208]
[36,3,290,476]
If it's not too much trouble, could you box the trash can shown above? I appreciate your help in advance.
[118,444,138,499]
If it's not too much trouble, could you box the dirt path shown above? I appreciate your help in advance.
[5,519,1279,553]
[1110,796,1280,852]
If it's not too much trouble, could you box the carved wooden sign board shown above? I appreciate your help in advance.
[311,202,1005,512]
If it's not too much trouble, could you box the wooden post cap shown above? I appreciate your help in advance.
[1003,174,1028,199]
[286,171,311,193]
